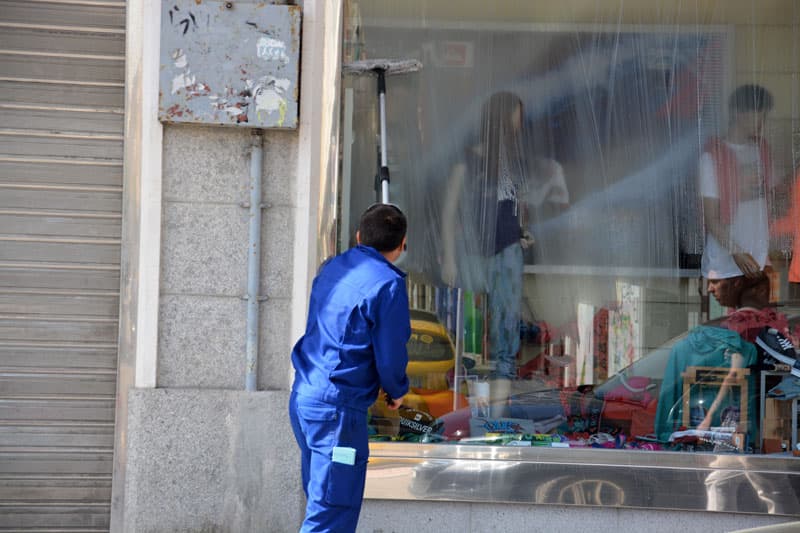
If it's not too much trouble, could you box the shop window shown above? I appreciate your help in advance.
[339,1,800,458]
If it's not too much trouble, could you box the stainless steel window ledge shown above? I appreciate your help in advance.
[365,443,800,516]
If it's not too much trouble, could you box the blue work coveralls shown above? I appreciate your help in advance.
[289,245,410,533]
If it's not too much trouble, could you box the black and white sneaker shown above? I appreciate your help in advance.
[756,327,800,378]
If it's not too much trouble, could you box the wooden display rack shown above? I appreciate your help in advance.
[681,366,749,429]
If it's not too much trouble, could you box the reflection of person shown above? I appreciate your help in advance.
[707,272,770,312]
[441,92,533,415]
[705,452,800,514]
[700,84,774,280]
[655,273,769,444]
[654,325,757,443]
[702,273,800,512]
[703,272,773,432]
[710,271,788,345]
[289,204,411,533]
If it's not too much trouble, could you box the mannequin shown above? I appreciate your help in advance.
[441,92,533,418]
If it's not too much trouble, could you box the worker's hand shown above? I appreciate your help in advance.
[731,252,761,278]
[385,395,404,410]
[520,230,535,249]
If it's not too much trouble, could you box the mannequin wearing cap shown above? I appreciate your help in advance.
[699,84,774,282]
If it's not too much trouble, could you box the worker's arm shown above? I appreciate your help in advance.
[370,279,410,405]
[698,351,744,430]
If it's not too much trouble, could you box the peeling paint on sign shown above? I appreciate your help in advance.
[254,77,290,125]
[158,1,300,129]
[172,48,188,68]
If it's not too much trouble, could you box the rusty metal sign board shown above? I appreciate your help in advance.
[159,1,300,128]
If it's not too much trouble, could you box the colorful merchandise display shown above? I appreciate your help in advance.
[366,287,800,457]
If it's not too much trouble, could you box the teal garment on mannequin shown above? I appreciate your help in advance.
[655,326,757,444]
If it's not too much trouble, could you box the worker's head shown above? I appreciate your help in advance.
[729,84,773,141]
[356,203,407,258]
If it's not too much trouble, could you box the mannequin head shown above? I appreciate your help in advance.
[477,91,526,186]
[481,91,524,138]
[728,84,773,142]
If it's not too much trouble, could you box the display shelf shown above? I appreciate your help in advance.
[681,366,750,438]
[524,264,701,278]
[759,370,799,453]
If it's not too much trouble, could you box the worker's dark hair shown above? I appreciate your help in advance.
[729,84,773,113]
[358,203,407,252]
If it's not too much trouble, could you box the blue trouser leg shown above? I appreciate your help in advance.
[289,392,369,533]
[488,243,522,380]
[289,393,312,498]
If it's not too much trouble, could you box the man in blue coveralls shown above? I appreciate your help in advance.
[289,203,411,533]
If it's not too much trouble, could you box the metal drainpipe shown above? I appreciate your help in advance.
[245,129,264,391]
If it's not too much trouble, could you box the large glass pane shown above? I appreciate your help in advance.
[340,0,800,456]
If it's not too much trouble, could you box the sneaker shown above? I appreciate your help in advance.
[767,375,800,400]
[756,327,800,378]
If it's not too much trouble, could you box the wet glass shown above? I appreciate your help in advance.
[339,0,800,455]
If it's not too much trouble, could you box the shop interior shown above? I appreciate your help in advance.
[337,0,800,455]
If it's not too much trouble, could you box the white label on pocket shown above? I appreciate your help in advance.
[331,446,356,465]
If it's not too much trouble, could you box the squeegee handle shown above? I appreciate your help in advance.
[374,69,390,203]
[377,70,388,169]
[380,167,390,204]
[379,95,388,168]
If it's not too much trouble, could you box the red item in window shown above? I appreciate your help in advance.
[720,307,788,344]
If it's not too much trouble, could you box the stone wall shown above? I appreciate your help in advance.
[121,126,303,532]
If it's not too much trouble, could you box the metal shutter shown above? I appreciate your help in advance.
[0,0,125,530]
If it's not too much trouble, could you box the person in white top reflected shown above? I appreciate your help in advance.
[699,84,774,282]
